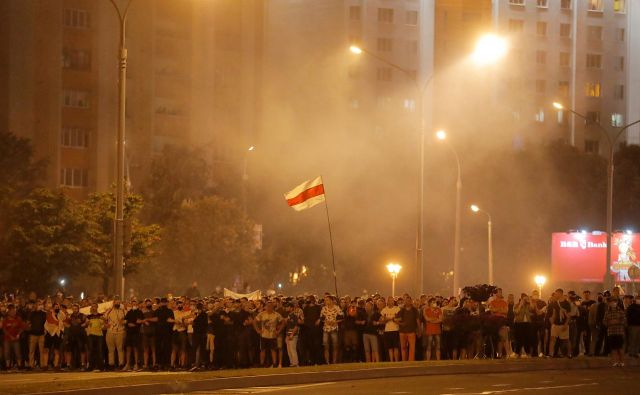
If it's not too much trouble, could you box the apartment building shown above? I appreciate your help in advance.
[0,0,262,198]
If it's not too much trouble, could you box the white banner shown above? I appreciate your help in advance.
[223,288,262,301]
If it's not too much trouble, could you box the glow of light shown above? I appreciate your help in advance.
[470,204,480,213]
[349,45,363,54]
[580,229,588,234]
[80,292,85,300]
[552,102,564,110]
[435,130,447,141]
[626,230,633,235]
[277,283,283,289]
[386,262,402,275]
[59,278,66,286]
[534,275,547,287]
[471,34,508,66]
[248,146,255,151]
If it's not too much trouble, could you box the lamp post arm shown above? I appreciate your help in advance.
[613,119,640,146]
[565,108,612,148]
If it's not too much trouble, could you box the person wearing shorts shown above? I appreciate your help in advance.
[124,300,143,370]
[603,297,627,367]
[359,301,382,362]
[253,301,284,367]
[381,296,400,362]
[320,296,343,364]
[44,302,65,369]
[424,298,443,360]
[171,301,191,369]
[547,289,572,358]
[140,300,157,369]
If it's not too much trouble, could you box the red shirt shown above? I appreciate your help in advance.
[424,307,442,335]
[2,316,26,341]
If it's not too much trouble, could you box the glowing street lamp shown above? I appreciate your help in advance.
[471,34,508,66]
[534,275,547,299]
[242,145,256,212]
[551,101,640,288]
[349,45,363,55]
[470,204,493,285]
[435,130,463,296]
[386,263,402,297]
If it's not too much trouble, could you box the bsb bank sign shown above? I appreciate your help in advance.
[552,232,639,283]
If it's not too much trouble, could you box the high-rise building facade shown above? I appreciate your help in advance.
[0,0,262,199]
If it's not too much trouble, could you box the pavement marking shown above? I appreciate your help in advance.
[389,392,412,394]
[490,384,511,387]
[439,382,598,395]
[445,388,465,391]
[208,382,336,394]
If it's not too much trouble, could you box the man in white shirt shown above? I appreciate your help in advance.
[104,297,126,369]
[380,296,401,362]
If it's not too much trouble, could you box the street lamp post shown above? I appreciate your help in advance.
[436,131,462,296]
[242,145,255,213]
[552,102,640,289]
[108,0,133,299]
[386,263,402,297]
[534,275,547,299]
[350,45,433,295]
[471,204,493,285]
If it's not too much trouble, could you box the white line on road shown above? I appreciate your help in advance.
[490,384,511,387]
[439,382,598,395]
[211,382,336,394]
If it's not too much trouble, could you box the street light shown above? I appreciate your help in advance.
[470,204,493,285]
[552,101,640,288]
[435,130,462,296]
[534,275,547,299]
[108,0,134,300]
[350,45,433,296]
[471,34,508,66]
[386,263,402,297]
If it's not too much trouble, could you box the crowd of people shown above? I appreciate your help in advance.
[1,285,639,373]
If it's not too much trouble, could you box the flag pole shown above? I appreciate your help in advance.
[322,181,339,297]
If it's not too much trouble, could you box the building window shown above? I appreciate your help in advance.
[536,50,547,65]
[616,56,625,71]
[508,19,524,33]
[617,28,625,41]
[60,168,88,188]
[535,109,545,122]
[588,0,603,12]
[403,99,416,112]
[62,90,90,108]
[62,49,91,70]
[560,23,572,38]
[349,6,361,21]
[585,82,601,97]
[585,140,599,153]
[560,52,571,68]
[535,79,546,94]
[614,84,625,100]
[587,25,603,41]
[536,21,547,37]
[376,67,392,82]
[61,127,89,148]
[558,81,570,96]
[408,40,418,55]
[509,0,525,5]
[378,8,394,23]
[611,113,624,127]
[586,111,601,124]
[377,38,393,52]
[614,0,626,13]
[63,8,91,29]
[560,0,572,10]
[537,0,548,8]
[586,54,602,69]
[406,10,418,26]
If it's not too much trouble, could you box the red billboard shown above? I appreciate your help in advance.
[552,232,640,283]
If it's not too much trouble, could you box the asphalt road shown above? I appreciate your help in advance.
[187,367,640,395]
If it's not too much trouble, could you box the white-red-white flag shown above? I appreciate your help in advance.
[284,176,325,211]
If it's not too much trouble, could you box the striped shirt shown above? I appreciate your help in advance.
[603,308,626,336]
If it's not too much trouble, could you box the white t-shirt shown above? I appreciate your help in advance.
[381,306,400,332]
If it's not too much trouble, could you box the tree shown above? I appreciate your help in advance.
[0,131,46,205]
[159,196,256,293]
[81,192,161,295]
[0,189,91,294]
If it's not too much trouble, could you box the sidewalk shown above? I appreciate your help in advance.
[1,357,637,395]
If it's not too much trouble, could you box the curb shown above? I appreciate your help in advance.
[28,358,639,395]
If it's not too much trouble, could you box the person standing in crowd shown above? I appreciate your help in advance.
[578,290,595,356]
[104,297,126,370]
[141,299,158,370]
[547,289,572,358]
[171,300,191,369]
[284,302,302,367]
[342,302,359,363]
[488,288,515,359]
[395,295,419,362]
[441,297,458,360]
[359,301,381,363]
[190,302,209,371]
[381,296,400,362]
[530,290,547,357]
[27,301,47,369]
[604,296,627,367]
[626,293,640,358]
[85,303,105,372]
[155,297,175,370]
[319,295,343,364]
[302,296,322,366]
[254,300,284,367]
[513,293,533,357]
[64,303,87,370]
[43,302,65,370]
[2,304,26,370]
[423,297,443,361]
[124,299,143,371]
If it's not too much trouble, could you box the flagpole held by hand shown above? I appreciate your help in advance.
[322,181,339,298]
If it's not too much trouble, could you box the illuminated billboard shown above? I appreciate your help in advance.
[551,232,640,283]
